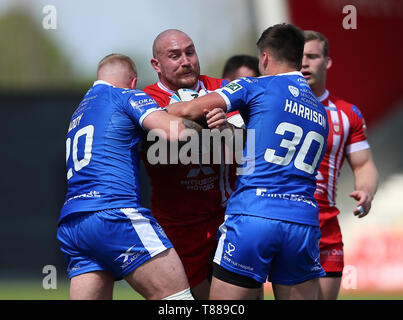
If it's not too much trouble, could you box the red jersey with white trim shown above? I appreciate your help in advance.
[143,75,235,225]
[144,75,225,107]
[314,90,370,219]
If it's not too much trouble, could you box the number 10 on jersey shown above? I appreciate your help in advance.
[65,125,94,180]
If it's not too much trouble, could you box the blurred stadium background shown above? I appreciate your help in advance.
[0,0,402,299]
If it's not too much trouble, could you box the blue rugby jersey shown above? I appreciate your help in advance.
[216,72,329,226]
[59,81,164,223]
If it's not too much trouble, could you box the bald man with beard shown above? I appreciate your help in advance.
[142,29,237,299]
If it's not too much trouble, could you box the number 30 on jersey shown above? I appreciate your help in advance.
[264,122,324,174]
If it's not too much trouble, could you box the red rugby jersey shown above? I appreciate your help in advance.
[143,75,236,225]
[314,90,370,219]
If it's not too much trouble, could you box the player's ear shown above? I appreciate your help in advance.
[130,77,138,89]
[326,56,332,70]
[151,58,161,73]
[259,51,269,74]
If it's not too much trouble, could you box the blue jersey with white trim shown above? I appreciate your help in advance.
[216,72,329,226]
[59,81,164,223]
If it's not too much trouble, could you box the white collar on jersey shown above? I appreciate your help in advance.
[276,71,303,77]
[157,80,203,93]
[316,89,329,102]
[258,71,303,78]
[93,80,114,87]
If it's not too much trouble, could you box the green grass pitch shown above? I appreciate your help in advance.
[0,280,402,300]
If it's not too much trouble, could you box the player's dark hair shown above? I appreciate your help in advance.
[256,23,305,70]
[304,30,329,57]
[222,55,260,79]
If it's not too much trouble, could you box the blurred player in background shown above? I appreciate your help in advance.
[222,54,260,128]
[302,30,379,299]
[222,54,260,82]
[57,54,197,300]
[143,29,236,299]
[168,23,328,300]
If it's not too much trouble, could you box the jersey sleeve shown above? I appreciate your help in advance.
[125,91,165,129]
[143,84,172,107]
[220,79,229,87]
[345,104,370,154]
[215,78,257,113]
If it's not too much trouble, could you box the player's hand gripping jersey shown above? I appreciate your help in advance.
[314,90,370,219]
[143,75,233,225]
[216,72,329,226]
[59,80,164,223]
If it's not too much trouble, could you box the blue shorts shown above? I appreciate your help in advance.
[57,208,173,280]
[213,214,325,285]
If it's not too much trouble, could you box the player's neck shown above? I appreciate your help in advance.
[311,83,327,99]
[265,65,296,76]
[158,79,198,92]
[97,78,127,89]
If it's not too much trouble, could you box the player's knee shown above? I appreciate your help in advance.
[162,288,194,300]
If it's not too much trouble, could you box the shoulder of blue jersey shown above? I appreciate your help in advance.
[111,88,157,111]
[221,79,246,94]
[129,96,158,110]
[120,88,144,95]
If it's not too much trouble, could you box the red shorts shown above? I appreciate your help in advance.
[319,213,344,273]
[158,215,223,288]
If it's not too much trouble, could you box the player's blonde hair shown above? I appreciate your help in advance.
[97,53,137,77]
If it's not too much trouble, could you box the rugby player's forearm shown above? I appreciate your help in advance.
[353,160,379,199]
[167,101,202,121]
[167,93,227,121]
[181,118,203,133]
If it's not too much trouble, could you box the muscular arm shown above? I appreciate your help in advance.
[141,111,205,165]
[142,110,203,140]
[346,148,379,218]
[166,92,227,121]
